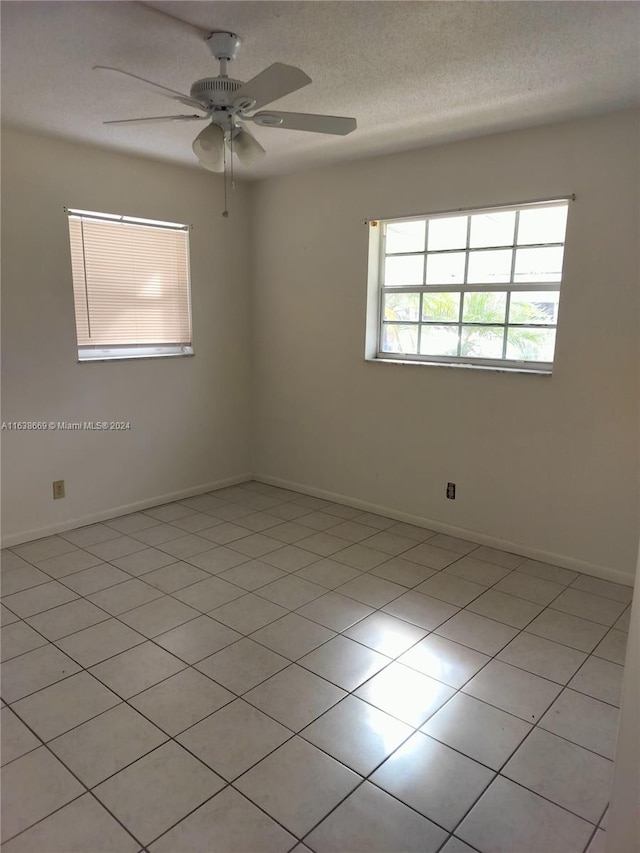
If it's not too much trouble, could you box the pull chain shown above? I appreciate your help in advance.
[222,136,229,218]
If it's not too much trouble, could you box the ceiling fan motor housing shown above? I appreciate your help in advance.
[190,77,243,108]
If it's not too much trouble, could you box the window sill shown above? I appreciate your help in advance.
[365,357,552,376]
[77,345,194,363]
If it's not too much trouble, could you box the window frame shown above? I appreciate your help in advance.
[368,197,572,374]
[66,208,194,363]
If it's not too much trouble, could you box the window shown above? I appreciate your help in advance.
[67,208,193,362]
[368,198,570,373]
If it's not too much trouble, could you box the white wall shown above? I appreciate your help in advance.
[250,109,639,583]
[1,130,252,544]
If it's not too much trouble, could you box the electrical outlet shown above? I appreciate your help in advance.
[53,480,65,500]
[446,482,456,500]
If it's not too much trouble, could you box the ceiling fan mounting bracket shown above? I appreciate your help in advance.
[205,32,241,63]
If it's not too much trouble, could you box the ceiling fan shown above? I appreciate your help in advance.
[95,31,357,173]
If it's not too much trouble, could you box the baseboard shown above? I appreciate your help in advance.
[255,473,636,588]
[0,473,253,548]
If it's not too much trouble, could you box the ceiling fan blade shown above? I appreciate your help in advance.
[104,115,208,125]
[233,63,311,111]
[251,110,357,135]
[135,2,213,39]
[231,128,265,167]
[192,123,225,172]
[93,66,206,112]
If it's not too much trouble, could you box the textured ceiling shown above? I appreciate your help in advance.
[2,1,639,179]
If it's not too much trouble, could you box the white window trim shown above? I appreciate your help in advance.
[365,196,573,375]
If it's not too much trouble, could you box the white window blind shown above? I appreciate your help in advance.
[67,209,193,361]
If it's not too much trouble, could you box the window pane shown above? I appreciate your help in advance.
[509,291,560,325]
[506,328,556,362]
[381,323,419,354]
[384,254,424,286]
[469,211,516,248]
[428,216,468,251]
[426,252,466,285]
[385,220,426,254]
[462,292,507,324]
[514,247,564,283]
[460,326,504,359]
[518,205,568,245]
[384,292,420,322]
[467,249,513,284]
[420,325,459,356]
[422,292,460,322]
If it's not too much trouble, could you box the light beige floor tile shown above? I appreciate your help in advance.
[130,668,234,735]
[362,531,417,555]
[593,629,628,665]
[0,747,84,842]
[1,793,139,853]
[244,664,346,731]
[371,731,493,831]
[297,532,349,557]
[614,608,631,632]
[250,613,335,660]
[457,776,593,853]
[56,618,144,667]
[144,503,197,522]
[586,828,607,853]
[294,558,363,589]
[526,609,608,653]
[94,742,225,846]
[171,512,225,533]
[260,545,321,571]
[59,563,130,595]
[462,660,561,722]
[427,534,477,555]
[403,542,461,570]
[89,641,186,699]
[173,575,245,611]
[539,688,620,759]
[470,546,525,570]
[439,838,478,853]
[330,520,378,543]
[299,635,391,691]
[210,593,287,634]
[154,614,241,663]
[503,727,612,822]
[257,575,326,609]
[569,656,624,706]
[570,575,633,603]
[196,638,289,694]
[385,522,436,542]
[416,573,485,607]
[268,502,316,521]
[110,548,177,576]
[11,671,120,741]
[550,588,627,627]
[26,598,109,640]
[229,533,283,558]
[86,536,148,561]
[497,631,587,684]
[238,512,288,533]
[1,565,51,597]
[383,591,459,630]
[2,581,78,618]
[434,610,518,655]
[0,603,20,625]
[218,560,287,591]
[355,662,455,727]
[106,513,162,535]
[343,611,427,657]
[87,579,165,615]
[322,503,363,520]
[234,737,360,837]
[336,574,406,608]
[1,644,81,703]
[517,559,578,586]
[465,589,544,629]
[296,592,373,632]
[13,536,77,564]
[0,707,40,765]
[148,787,295,853]
[444,556,512,586]
[422,692,532,770]
[59,523,121,548]
[494,572,564,606]
[1,621,48,661]
[49,702,167,786]
[306,780,447,853]
[301,695,412,775]
[35,549,103,579]
[294,510,341,530]
[156,534,216,560]
[399,634,490,688]
[119,596,199,638]
[178,698,292,779]
[131,523,186,546]
[369,557,436,587]
[355,512,395,530]
[332,544,389,570]
[141,561,209,593]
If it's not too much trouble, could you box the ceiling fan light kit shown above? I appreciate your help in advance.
[96,22,357,172]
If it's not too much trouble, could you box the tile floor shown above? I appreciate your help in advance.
[0,481,632,853]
